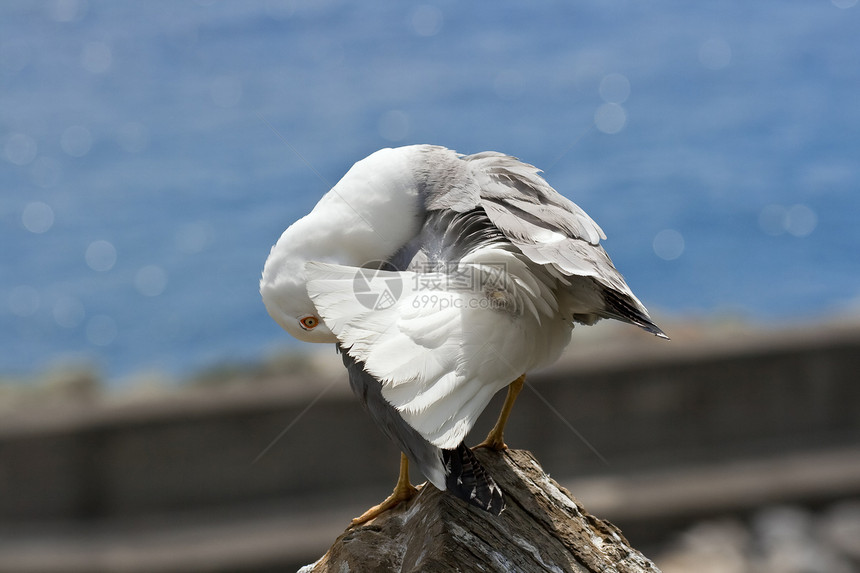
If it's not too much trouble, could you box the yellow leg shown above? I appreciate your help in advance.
[474,374,526,451]
[351,452,418,526]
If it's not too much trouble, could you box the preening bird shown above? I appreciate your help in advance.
[261,144,666,524]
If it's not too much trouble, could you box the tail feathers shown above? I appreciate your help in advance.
[602,289,669,339]
[442,444,504,516]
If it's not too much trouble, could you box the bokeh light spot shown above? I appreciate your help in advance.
[135,265,168,297]
[653,229,685,260]
[594,103,626,134]
[48,0,87,22]
[785,204,817,237]
[599,73,630,103]
[85,240,117,272]
[22,201,55,234]
[411,5,443,37]
[759,204,817,237]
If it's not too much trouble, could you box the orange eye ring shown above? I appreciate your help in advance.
[299,315,319,330]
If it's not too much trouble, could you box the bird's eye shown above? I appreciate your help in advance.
[299,315,319,330]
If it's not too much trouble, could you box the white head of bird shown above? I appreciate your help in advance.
[260,147,425,344]
[259,225,337,343]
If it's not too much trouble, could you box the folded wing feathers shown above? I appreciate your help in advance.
[306,261,529,449]
[455,150,663,334]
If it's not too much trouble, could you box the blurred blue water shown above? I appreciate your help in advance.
[2,0,859,385]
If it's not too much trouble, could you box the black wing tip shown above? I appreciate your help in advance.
[640,320,670,340]
[442,444,505,516]
[602,289,670,340]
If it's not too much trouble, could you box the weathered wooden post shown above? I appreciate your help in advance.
[300,449,661,572]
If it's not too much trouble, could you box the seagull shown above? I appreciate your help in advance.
[261,144,666,525]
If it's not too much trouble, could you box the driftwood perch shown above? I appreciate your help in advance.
[299,449,661,573]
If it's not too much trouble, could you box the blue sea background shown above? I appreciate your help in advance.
[2,0,859,386]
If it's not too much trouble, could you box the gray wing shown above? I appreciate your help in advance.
[414,146,665,337]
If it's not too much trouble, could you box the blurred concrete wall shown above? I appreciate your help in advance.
[2,324,859,525]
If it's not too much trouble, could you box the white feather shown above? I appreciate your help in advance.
[305,253,572,450]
